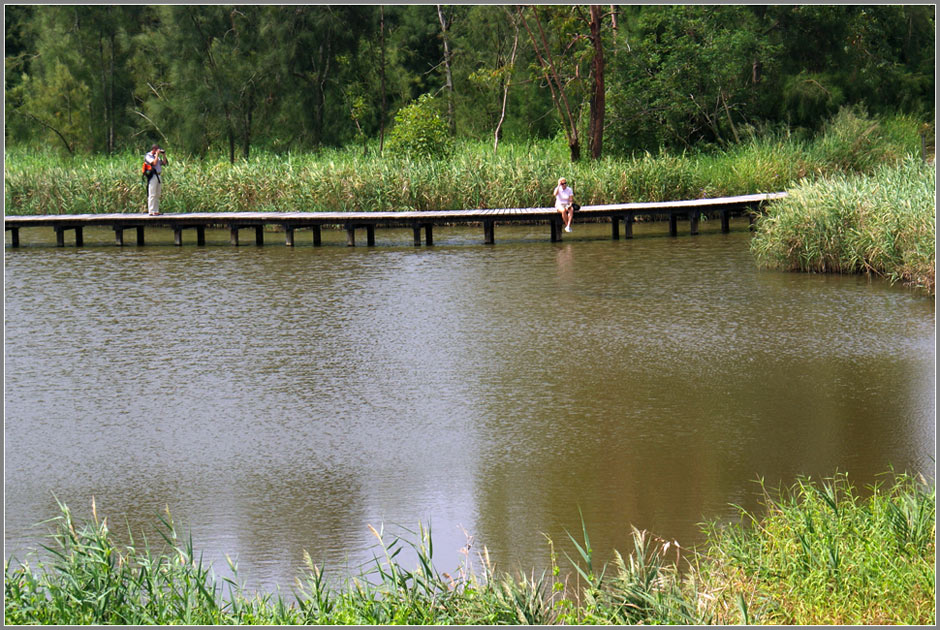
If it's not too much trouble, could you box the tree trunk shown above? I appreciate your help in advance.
[243,100,253,159]
[518,5,581,162]
[437,5,456,136]
[494,8,520,154]
[588,5,605,160]
[609,5,618,54]
[379,6,386,153]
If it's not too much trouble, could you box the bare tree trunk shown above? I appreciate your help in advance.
[721,89,741,144]
[243,96,253,159]
[105,29,116,154]
[494,9,520,154]
[588,5,605,160]
[609,4,618,54]
[19,112,74,154]
[437,5,456,136]
[97,32,113,154]
[518,5,580,161]
[379,6,387,153]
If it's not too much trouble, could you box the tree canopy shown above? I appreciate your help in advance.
[5,4,934,161]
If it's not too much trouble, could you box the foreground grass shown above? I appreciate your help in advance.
[751,157,936,294]
[5,471,934,625]
[3,111,926,216]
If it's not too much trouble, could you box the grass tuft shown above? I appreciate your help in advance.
[5,470,933,625]
[751,156,935,293]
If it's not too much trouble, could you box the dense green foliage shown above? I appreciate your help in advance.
[5,472,934,625]
[3,108,925,217]
[751,157,936,294]
[386,94,455,159]
[5,5,934,160]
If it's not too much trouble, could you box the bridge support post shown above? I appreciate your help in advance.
[74,227,83,247]
[230,226,240,246]
[550,218,562,242]
[669,214,678,237]
[611,216,620,240]
[345,224,356,247]
[136,227,145,246]
[424,223,433,246]
[720,210,730,233]
[285,227,294,247]
[413,225,422,246]
[624,213,634,239]
[174,228,183,246]
[255,226,264,246]
[114,227,124,246]
[367,225,376,246]
[55,227,65,247]
[196,226,206,246]
[9,227,20,247]
[690,211,700,236]
[483,220,495,244]
[312,225,322,246]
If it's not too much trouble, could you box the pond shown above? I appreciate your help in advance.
[4,220,935,594]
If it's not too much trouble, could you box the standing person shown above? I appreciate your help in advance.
[144,144,168,216]
[553,177,575,233]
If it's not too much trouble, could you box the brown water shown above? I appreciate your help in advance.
[4,221,935,594]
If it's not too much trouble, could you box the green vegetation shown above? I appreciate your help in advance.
[386,94,455,159]
[5,109,932,294]
[5,6,934,159]
[751,157,936,294]
[3,108,926,216]
[5,472,934,625]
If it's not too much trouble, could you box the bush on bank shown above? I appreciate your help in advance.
[4,471,934,625]
[751,156,936,294]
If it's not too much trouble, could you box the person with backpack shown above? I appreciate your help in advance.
[143,144,168,215]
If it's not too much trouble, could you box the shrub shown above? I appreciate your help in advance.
[808,105,922,174]
[385,94,454,160]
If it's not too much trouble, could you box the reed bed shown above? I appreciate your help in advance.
[695,471,936,625]
[751,156,936,294]
[4,113,925,216]
[5,471,934,625]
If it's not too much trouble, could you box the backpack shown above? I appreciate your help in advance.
[141,158,154,181]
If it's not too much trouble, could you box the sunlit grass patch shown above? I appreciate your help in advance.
[696,471,936,625]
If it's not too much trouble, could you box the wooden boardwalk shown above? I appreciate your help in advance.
[5,192,787,247]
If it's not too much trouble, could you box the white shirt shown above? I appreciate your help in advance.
[554,185,574,206]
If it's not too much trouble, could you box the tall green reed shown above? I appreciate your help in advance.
[751,156,935,293]
[696,471,935,625]
[5,469,934,625]
[7,113,924,217]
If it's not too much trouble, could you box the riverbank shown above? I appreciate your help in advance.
[4,471,934,625]
[6,110,933,292]
[3,110,925,216]
[751,157,935,294]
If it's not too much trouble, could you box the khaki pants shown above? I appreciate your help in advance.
[147,175,162,214]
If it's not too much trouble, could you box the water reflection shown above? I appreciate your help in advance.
[5,223,935,592]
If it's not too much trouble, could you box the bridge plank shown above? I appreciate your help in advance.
[5,192,786,247]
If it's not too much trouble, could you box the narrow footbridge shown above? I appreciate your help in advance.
[5,192,787,248]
